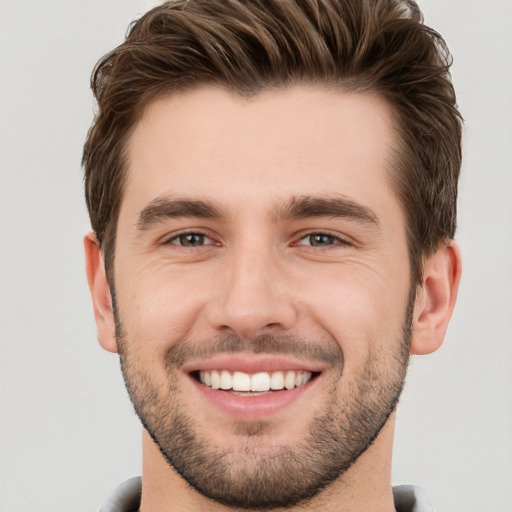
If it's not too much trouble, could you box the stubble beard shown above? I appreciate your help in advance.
[115,297,413,510]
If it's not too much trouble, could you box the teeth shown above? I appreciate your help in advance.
[270,371,284,390]
[251,372,271,392]
[198,370,313,392]
[233,371,251,391]
[211,370,221,390]
[220,370,232,390]
[284,371,295,390]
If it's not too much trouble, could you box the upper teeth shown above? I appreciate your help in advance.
[199,370,313,392]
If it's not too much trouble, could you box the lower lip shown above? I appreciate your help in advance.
[189,375,316,419]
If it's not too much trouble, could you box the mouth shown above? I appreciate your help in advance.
[192,369,317,396]
[184,355,326,418]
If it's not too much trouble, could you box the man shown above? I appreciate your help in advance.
[83,0,462,510]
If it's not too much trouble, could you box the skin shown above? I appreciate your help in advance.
[85,86,461,512]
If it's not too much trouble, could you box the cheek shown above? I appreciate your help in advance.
[114,261,212,355]
[294,262,410,362]
[114,242,411,370]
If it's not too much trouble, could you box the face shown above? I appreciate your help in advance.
[113,86,413,509]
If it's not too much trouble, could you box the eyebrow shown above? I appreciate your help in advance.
[136,194,380,231]
[136,198,225,230]
[273,195,380,227]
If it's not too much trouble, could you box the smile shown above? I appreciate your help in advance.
[186,358,324,418]
[198,370,313,393]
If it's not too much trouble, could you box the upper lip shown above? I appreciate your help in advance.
[182,354,328,375]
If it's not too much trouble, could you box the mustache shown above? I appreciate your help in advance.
[163,333,343,369]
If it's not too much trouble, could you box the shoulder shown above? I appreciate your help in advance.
[393,484,435,512]
[98,477,142,512]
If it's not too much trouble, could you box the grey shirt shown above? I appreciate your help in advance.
[99,476,435,512]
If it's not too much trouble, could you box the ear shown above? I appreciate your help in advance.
[84,232,118,353]
[410,240,462,355]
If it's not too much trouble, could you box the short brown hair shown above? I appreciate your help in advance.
[83,0,462,284]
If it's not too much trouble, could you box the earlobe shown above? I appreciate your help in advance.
[84,232,118,353]
[410,241,462,355]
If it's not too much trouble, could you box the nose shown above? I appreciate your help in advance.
[206,245,297,339]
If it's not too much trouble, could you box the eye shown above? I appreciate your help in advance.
[168,232,214,247]
[296,233,347,247]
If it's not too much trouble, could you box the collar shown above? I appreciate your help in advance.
[99,477,434,512]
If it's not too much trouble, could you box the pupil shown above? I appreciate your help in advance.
[182,234,203,246]
[311,234,333,246]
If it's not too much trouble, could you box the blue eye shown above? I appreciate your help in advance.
[308,234,337,246]
[169,233,212,247]
[298,233,340,247]
[297,233,350,248]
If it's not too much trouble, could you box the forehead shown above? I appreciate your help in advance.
[123,86,401,222]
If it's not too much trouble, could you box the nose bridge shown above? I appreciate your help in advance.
[230,243,274,303]
[208,239,296,337]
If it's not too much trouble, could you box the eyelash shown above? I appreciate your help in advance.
[294,231,351,248]
[163,230,351,249]
[164,230,217,248]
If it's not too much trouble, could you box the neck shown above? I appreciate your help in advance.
[139,415,397,512]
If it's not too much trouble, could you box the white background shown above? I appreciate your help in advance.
[0,1,511,511]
